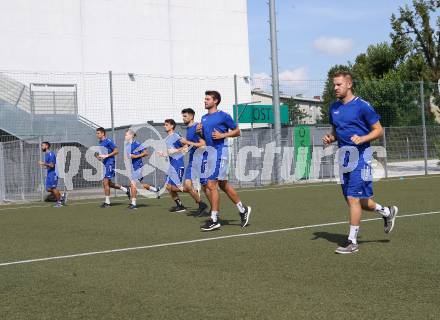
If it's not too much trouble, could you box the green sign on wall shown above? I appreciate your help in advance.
[294,125,312,180]
[233,104,289,124]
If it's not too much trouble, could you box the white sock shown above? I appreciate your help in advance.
[375,203,390,217]
[120,186,128,192]
[131,198,136,206]
[149,186,158,192]
[236,201,246,214]
[211,211,219,223]
[105,196,110,204]
[348,225,360,244]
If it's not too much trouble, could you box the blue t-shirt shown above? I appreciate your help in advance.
[99,137,116,165]
[201,110,237,149]
[166,132,184,168]
[329,97,380,153]
[186,122,204,162]
[128,140,145,170]
[45,151,56,174]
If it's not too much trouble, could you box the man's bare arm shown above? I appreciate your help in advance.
[322,126,337,145]
[351,121,383,145]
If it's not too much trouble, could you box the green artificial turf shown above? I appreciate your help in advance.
[0,175,439,319]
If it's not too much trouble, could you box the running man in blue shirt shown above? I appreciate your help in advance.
[39,142,65,208]
[322,71,398,254]
[196,90,251,231]
[179,108,209,216]
[158,119,202,213]
[95,127,129,208]
[124,129,161,210]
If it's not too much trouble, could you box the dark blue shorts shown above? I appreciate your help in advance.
[200,159,208,186]
[104,162,115,180]
[341,163,373,198]
[166,166,185,187]
[131,167,144,183]
[45,172,58,190]
[207,148,229,181]
[185,160,208,186]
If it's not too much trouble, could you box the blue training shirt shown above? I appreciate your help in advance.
[45,151,56,174]
[329,97,380,153]
[186,122,203,162]
[201,110,237,149]
[166,132,184,168]
[128,140,145,170]
[99,137,116,165]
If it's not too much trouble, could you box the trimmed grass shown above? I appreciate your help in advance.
[0,176,439,319]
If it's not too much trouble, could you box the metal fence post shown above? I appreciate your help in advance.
[39,137,45,201]
[269,0,282,184]
[234,74,239,123]
[19,140,25,200]
[108,70,117,196]
[233,75,242,188]
[0,142,5,202]
[383,127,388,178]
[420,81,428,175]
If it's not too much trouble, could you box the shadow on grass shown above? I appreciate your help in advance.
[187,210,211,218]
[311,232,390,246]
[219,219,241,226]
[106,202,124,207]
[197,218,241,227]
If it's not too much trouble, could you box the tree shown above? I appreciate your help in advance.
[351,43,399,79]
[353,71,422,127]
[320,59,429,127]
[391,0,440,112]
[320,0,440,127]
[285,98,308,125]
[390,0,440,81]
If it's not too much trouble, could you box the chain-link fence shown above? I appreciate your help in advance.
[1,71,440,203]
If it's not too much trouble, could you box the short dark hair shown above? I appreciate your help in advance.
[205,90,221,105]
[181,108,195,116]
[164,119,176,129]
[42,141,51,148]
[96,127,106,135]
[333,71,353,82]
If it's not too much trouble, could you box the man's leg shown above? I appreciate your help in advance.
[103,178,111,205]
[335,196,362,254]
[108,180,128,193]
[201,153,224,231]
[184,179,208,215]
[142,183,159,192]
[207,179,219,213]
[48,188,62,207]
[360,198,398,233]
[347,196,362,242]
[202,184,210,202]
[218,180,247,211]
[200,180,221,231]
[128,180,138,208]
[105,162,128,197]
[140,183,160,198]
[183,179,201,203]
[193,183,210,217]
[52,188,62,201]
[166,184,186,212]
[218,180,251,227]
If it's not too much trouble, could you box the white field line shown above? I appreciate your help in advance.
[0,210,438,267]
[1,174,439,212]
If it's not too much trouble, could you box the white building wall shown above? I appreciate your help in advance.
[0,0,251,127]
